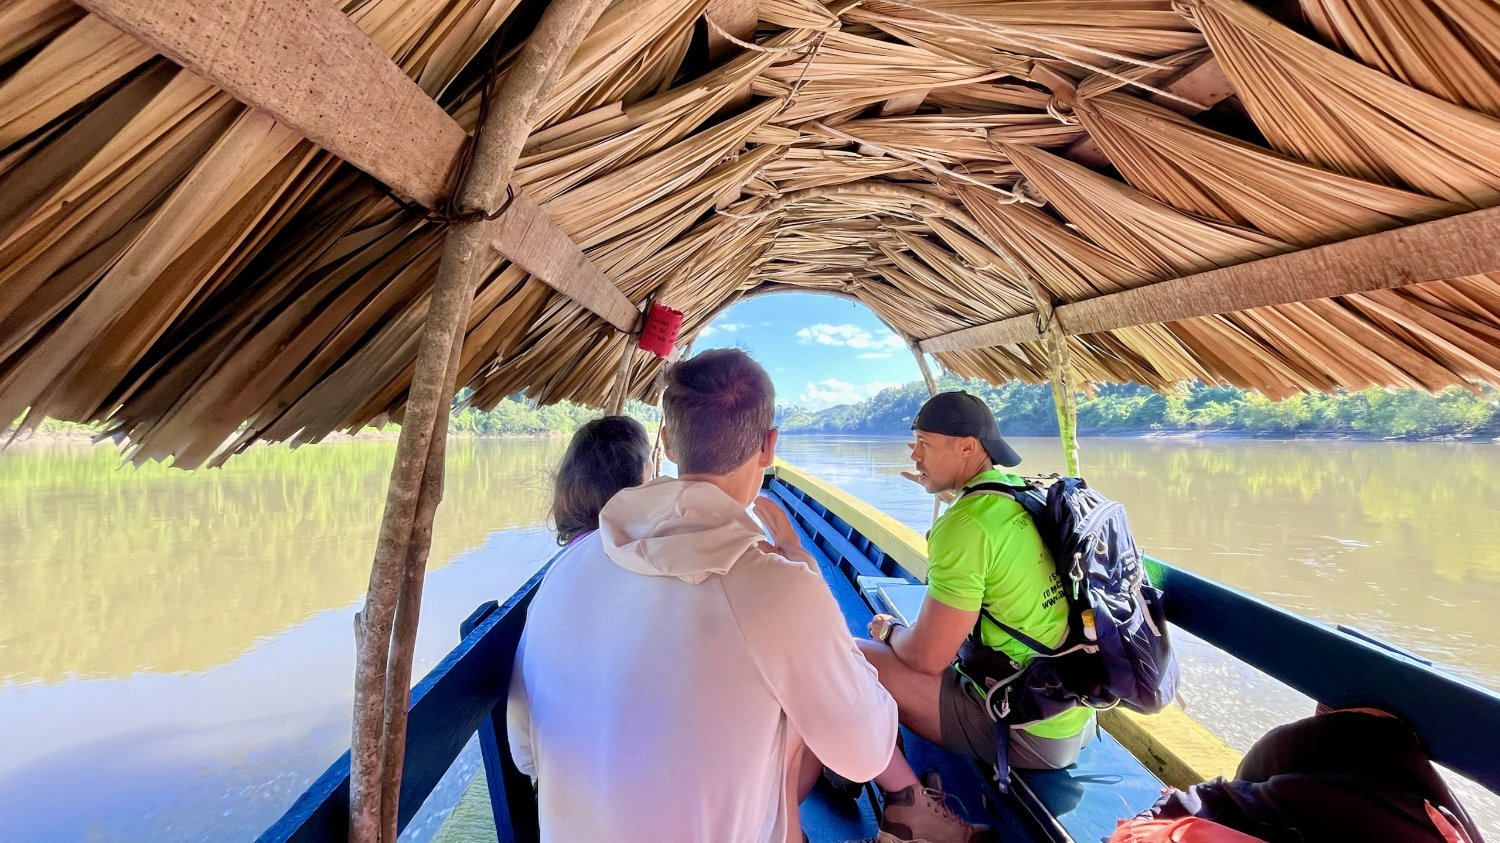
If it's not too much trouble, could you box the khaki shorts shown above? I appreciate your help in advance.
[937,665,1097,769]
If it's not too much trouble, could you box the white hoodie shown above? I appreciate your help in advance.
[507,477,898,842]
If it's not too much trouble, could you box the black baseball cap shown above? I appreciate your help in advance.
[911,391,1022,467]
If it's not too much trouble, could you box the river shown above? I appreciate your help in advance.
[1,434,1497,840]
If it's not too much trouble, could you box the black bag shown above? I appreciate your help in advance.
[1146,709,1483,843]
[953,477,1179,780]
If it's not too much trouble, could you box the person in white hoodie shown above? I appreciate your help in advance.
[507,348,897,842]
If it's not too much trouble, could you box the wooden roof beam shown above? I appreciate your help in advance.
[920,204,1500,353]
[73,0,641,332]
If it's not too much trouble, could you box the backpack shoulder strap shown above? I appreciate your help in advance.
[961,480,1047,519]
[956,481,1064,656]
[959,481,1020,499]
[975,606,1064,656]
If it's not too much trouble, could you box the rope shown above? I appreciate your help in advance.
[704,16,824,54]
[809,120,1029,203]
[773,31,830,118]
[870,0,1211,111]
[384,27,520,224]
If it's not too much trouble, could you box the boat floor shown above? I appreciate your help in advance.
[799,728,1042,843]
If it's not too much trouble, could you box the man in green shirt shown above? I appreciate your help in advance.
[858,391,1096,840]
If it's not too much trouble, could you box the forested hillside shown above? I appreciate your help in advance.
[776,380,1499,440]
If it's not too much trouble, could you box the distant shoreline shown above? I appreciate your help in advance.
[9,425,1496,451]
[2,427,586,450]
[776,428,1500,443]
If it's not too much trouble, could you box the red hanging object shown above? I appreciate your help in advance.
[636,302,684,358]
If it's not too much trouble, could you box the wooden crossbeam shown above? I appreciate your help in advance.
[920,204,1500,353]
[494,190,641,330]
[74,0,640,332]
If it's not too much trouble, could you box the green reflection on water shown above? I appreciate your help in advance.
[5,435,1499,688]
[0,438,566,684]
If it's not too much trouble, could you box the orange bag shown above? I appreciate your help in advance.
[1107,817,1267,843]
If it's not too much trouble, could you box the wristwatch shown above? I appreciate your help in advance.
[878,617,904,643]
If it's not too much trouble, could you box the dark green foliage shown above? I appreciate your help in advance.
[776,381,1499,440]
[16,383,1495,441]
[449,395,661,436]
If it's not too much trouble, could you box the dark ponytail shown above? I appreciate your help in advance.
[552,416,652,545]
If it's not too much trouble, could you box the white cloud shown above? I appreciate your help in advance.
[698,322,745,339]
[857,352,894,360]
[795,378,902,411]
[796,323,904,352]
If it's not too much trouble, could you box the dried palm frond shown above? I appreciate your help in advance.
[953,184,1216,389]
[1301,0,1500,116]
[1185,0,1500,206]
[846,0,1204,75]
[1072,90,1500,392]
[4,0,1500,463]
[753,30,1019,124]
[1005,144,1500,392]
[1073,91,1460,243]
[809,112,1083,163]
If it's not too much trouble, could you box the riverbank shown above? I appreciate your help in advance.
[777,378,1500,441]
[1090,428,1500,442]
[9,421,1497,449]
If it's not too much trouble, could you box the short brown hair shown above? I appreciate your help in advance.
[663,349,774,475]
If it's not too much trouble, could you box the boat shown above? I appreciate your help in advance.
[260,460,1500,842]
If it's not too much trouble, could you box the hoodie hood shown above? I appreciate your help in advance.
[599,477,765,584]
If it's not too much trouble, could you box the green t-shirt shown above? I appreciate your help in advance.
[927,468,1093,739]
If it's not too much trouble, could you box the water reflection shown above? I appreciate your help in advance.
[776,435,1500,687]
[2,435,1497,841]
[0,439,566,842]
[0,439,566,684]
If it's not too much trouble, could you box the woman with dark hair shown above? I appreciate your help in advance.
[551,415,653,545]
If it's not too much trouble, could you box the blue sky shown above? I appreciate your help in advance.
[692,293,924,410]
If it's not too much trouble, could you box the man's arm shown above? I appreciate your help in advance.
[874,508,989,674]
[729,558,898,783]
[876,594,978,675]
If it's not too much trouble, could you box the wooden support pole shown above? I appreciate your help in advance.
[607,337,636,416]
[493,190,640,332]
[74,0,639,333]
[919,203,1500,354]
[1045,326,1080,477]
[911,346,943,525]
[72,0,463,207]
[911,342,938,397]
[704,0,757,62]
[1017,277,1080,476]
[345,0,615,840]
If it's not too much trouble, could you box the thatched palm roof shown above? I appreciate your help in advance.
[4,0,1500,466]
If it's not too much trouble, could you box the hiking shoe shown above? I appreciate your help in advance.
[875,772,990,843]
